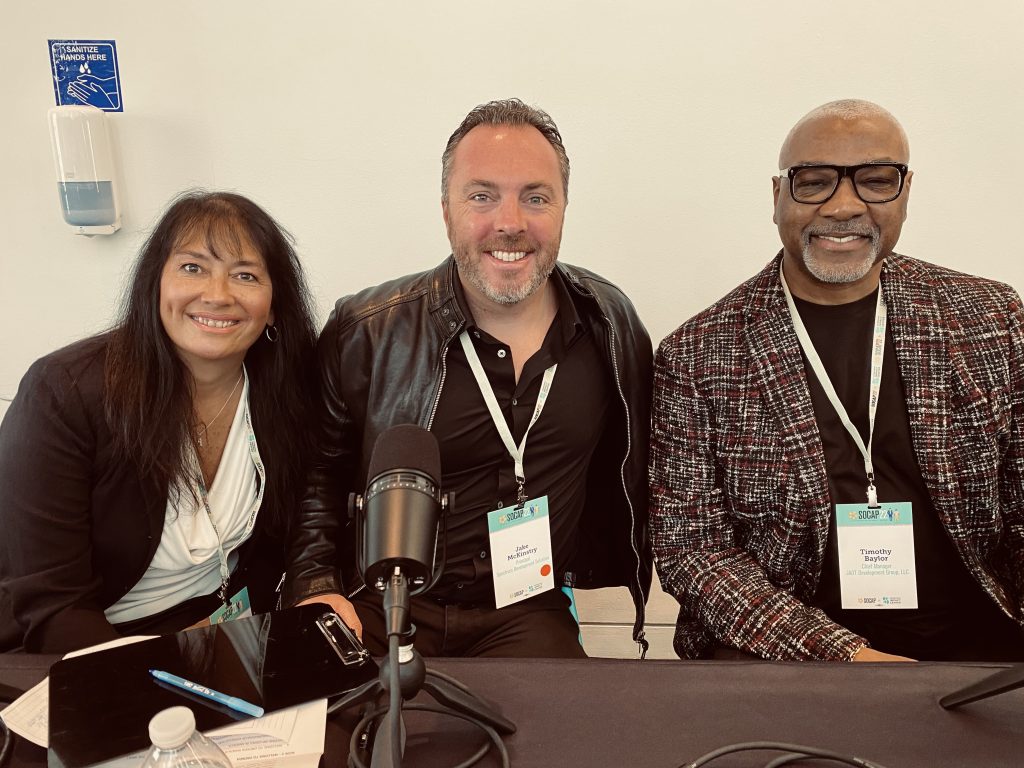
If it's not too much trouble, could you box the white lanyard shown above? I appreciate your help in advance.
[779,264,886,508]
[459,330,557,504]
[194,378,266,603]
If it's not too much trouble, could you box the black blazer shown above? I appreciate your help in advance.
[0,336,281,653]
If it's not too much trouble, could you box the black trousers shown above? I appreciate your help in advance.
[351,587,587,659]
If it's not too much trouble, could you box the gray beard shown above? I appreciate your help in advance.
[451,236,558,306]
[460,257,552,305]
[800,227,881,284]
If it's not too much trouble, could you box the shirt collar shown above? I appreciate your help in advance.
[452,264,584,348]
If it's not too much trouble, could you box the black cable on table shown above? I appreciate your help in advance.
[347,702,508,768]
[681,740,889,768]
[764,753,827,768]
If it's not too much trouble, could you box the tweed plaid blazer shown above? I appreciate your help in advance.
[650,253,1024,660]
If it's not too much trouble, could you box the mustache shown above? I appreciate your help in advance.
[482,237,535,252]
[803,222,879,240]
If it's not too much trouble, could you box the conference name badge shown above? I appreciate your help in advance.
[208,586,253,625]
[835,502,917,610]
[487,496,555,609]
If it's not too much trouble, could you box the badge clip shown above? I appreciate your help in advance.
[866,481,879,509]
[515,478,527,510]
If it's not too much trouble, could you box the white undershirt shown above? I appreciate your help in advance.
[105,375,262,624]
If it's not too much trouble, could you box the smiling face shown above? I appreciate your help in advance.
[442,123,565,309]
[773,114,912,302]
[159,229,274,374]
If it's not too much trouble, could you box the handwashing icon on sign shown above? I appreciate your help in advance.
[49,40,124,112]
[67,62,120,110]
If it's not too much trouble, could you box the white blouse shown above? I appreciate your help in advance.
[104,372,265,624]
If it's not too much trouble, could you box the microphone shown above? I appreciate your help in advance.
[352,424,448,594]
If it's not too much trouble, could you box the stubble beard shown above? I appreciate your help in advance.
[451,237,559,306]
[800,224,882,285]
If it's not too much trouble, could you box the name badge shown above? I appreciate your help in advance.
[835,502,917,609]
[487,496,555,609]
[208,586,253,624]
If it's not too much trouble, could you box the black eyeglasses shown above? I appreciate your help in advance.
[780,163,909,204]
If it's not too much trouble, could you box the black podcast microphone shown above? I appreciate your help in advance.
[352,424,448,594]
[336,428,512,768]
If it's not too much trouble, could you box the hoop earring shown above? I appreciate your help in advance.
[265,324,279,343]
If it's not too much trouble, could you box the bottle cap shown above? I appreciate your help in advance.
[148,706,196,749]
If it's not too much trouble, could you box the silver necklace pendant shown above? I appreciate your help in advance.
[194,372,243,452]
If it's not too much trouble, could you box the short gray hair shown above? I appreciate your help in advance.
[780,99,910,167]
[441,98,570,202]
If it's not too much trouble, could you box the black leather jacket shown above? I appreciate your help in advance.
[285,257,653,648]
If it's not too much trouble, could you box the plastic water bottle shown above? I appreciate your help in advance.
[139,707,233,768]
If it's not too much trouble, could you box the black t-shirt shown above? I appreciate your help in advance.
[797,289,1024,661]
[428,270,611,605]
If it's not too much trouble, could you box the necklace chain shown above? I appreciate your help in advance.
[196,371,244,448]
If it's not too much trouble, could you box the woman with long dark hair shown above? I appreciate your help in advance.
[0,191,318,653]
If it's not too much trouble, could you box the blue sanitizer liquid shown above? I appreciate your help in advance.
[57,181,116,226]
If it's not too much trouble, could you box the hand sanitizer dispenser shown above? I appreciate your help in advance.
[48,105,121,235]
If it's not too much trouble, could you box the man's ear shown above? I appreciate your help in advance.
[772,176,781,225]
[901,170,913,222]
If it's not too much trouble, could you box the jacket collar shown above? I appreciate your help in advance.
[741,251,955,528]
[427,257,467,341]
[427,256,594,341]
[742,253,830,524]
[880,255,955,515]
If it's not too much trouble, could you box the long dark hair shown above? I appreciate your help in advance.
[104,190,318,533]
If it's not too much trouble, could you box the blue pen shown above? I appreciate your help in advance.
[149,669,265,718]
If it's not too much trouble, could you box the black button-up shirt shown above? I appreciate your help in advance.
[430,268,611,604]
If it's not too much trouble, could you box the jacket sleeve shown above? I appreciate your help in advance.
[617,291,654,600]
[997,291,1024,608]
[282,317,359,605]
[0,358,121,652]
[649,337,865,661]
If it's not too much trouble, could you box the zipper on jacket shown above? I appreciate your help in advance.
[426,343,450,432]
[603,320,648,658]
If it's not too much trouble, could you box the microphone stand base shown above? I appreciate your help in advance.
[328,646,516,767]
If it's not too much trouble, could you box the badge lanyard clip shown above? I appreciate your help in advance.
[866,474,879,508]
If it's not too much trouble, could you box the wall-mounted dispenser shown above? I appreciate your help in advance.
[47,105,121,235]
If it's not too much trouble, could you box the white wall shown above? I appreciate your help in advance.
[4,1,1023,655]
[5,1,1024,412]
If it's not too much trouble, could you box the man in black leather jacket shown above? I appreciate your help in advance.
[284,98,653,657]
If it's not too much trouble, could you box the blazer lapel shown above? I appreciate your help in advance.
[882,255,956,520]
[742,256,832,551]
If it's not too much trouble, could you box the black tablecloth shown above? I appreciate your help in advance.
[3,654,1022,767]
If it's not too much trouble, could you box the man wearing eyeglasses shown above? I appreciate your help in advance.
[650,99,1024,662]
